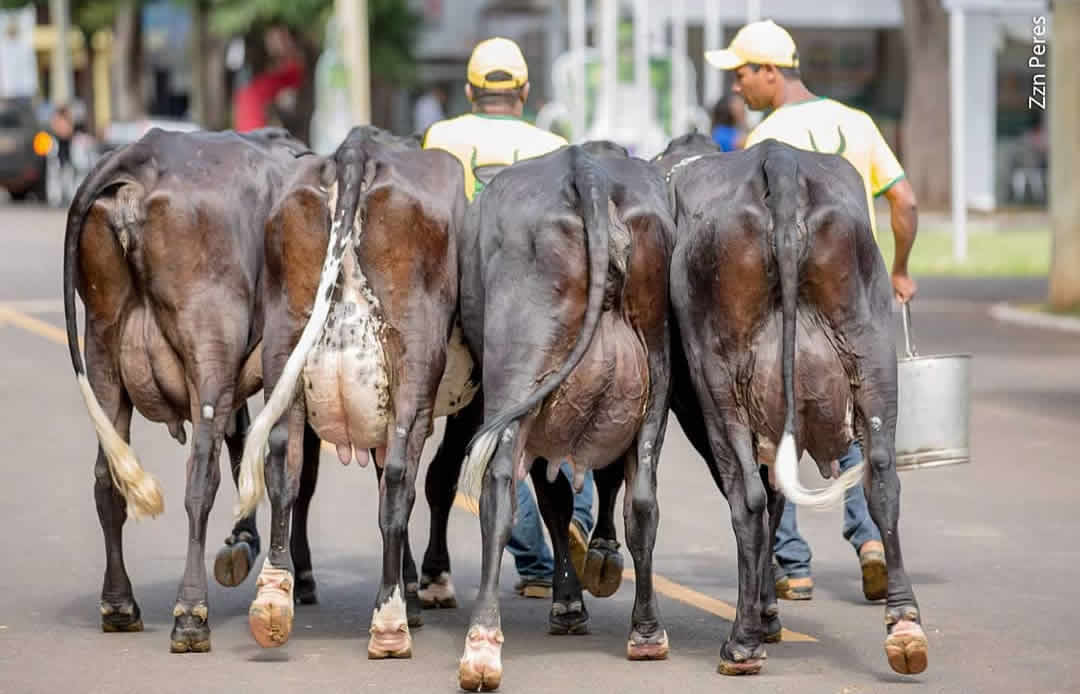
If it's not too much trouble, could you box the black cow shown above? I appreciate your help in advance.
[62,127,314,652]
[451,143,675,691]
[658,134,927,677]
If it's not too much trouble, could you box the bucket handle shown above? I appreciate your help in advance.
[901,302,919,358]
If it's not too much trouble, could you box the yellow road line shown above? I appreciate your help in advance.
[1,300,817,643]
[452,492,816,642]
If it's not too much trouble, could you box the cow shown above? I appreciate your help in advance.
[657,134,928,677]
[233,125,477,659]
[451,142,675,691]
[62,127,316,653]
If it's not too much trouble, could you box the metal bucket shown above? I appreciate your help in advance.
[894,303,972,471]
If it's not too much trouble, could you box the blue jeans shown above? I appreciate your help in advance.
[507,462,594,580]
[773,441,881,579]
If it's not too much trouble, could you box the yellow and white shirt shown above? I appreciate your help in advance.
[745,97,906,237]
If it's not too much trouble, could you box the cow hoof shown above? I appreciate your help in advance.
[549,600,589,635]
[100,598,143,633]
[419,571,458,609]
[458,625,503,692]
[583,538,623,598]
[885,618,928,675]
[717,641,764,675]
[627,628,669,660]
[367,624,412,659]
[249,562,294,648]
[763,603,782,644]
[405,582,424,628]
[213,540,256,587]
[295,570,318,606]
[169,602,211,653]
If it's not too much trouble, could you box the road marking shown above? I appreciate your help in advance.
[2,300,817,643]
[0,298,65,314]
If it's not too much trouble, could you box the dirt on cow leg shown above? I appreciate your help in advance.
[215,405,261,588]
[248,403,305,649]
[290,426,321,606]
[420,397,481,610]
[530,461,589,636]
[583,462,624,598]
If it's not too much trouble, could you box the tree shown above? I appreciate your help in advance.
[1048,0,1080,310]
[899,0,951,210]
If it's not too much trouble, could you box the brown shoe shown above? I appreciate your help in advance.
[514,577,552,599]
[859,540,888,601]
[776,575,813,601]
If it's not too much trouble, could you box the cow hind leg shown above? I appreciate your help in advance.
[290,425,321,605]
[367,405,431,659]
[170,391,231,654]
[530,460,589,635]
[90,352,142,633]
[458,422,518,692]
[854,346,927,676]
[373,456,424,629]
[759,464,786,644]
[214,405,261,588]
[248,401,306,648]
[583,462,624,598]
[420,396,483,610]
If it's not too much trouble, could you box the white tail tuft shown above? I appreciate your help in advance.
[78,374,164,520]
[235,181,352,521]
[457,429,500,512]
[773,432,864,511]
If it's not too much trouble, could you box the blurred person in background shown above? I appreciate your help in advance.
[413,85,447,135]
[710,93,747,152]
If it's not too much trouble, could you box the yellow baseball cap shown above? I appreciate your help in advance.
[705,20,799,70]
[467,37,529,89]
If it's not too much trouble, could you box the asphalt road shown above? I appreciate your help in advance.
[1,204,1077,694]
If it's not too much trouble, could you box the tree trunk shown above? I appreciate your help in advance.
[110,0,143,122]
[899,0,950,210]
[1049,0,1080,309]
[189,1,228,130]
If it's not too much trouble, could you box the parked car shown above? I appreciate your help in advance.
[0,97,48,201]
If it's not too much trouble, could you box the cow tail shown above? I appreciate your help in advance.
[458,145,611,505]
[235,147,367,520]
[64,148,164,521]
[765,144,862,511]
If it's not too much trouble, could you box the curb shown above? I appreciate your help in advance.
[989,302,1080,334]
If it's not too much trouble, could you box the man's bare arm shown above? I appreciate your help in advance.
[884,178,918,302]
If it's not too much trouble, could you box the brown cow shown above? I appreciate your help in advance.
[62,127,314,652]
[234,125,477,658]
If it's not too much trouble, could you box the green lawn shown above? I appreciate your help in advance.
[877,229,1050,277]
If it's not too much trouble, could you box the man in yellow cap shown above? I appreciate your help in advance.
[422,37,568,201]
[424,37,593,600]
[706,19,920,604]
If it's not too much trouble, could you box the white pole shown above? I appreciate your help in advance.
[747,0,762,23]
[672,0,687,137]
[600,0,617,139]
[339,0,371,125]
[570,0,587,142]
[634,0,649,151]
[704,0,721,107]
[949,7,967,262]
[49,0,73,105]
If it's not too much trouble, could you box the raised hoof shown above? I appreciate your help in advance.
[213,540,256,587]
[295,570,318,606]
[418,571,458,609]
[459,625,503,692]
[249,562,294,648]
[100,599,143,633]
[549,600,589,636]
[627,629,669,661]
[717,641,764,675]
[885,618,929,675]
[405,582,424,629]
[169,603,211,654]
[582,538,623,598]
